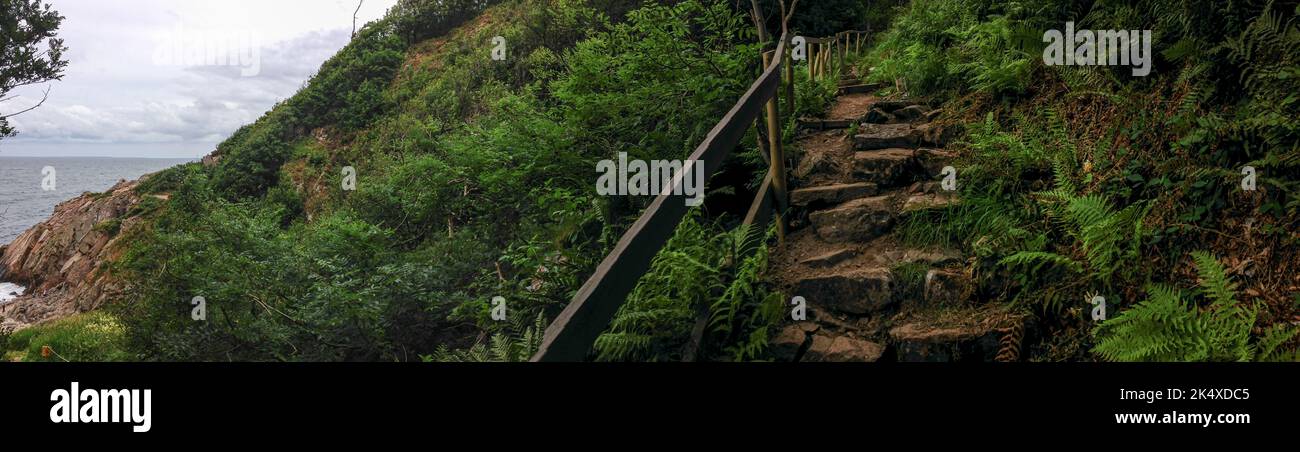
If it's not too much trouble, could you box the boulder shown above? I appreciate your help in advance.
[771,322,819,361]
[914,122,963,147]
[809,195,896,243]
[915,148,958,178]
[924,269,974,306]
[793,268,895,315]
[795,151,841,180]
[893,105,929,122]
[863,107,895,124]
[804,335,885,362]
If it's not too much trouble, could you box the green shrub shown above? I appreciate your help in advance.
[4,312,133,362]
[93,218,122,236]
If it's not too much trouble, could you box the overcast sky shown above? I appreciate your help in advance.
[0,0,399,158]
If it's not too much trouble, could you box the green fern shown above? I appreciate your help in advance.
[426,313,547,362]
[1093,252,1296,362]
[999,251,1083,274]
[593,214,782,362]
[1093,284,1210,362]
[1191,251,1238,308]
[1014,171,1149,284]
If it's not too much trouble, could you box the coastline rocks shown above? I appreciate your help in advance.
[0,179,145,333]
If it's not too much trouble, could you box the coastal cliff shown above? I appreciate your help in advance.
[0,179,149,333]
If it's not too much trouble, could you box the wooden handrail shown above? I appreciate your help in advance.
[528,27,871,361]
[531,33,791,362]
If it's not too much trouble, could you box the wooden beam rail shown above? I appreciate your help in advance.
[531,33,792,362]
[530,26,872,361]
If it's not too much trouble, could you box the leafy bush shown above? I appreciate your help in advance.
[110,0,788,362]
[4,312,132,362]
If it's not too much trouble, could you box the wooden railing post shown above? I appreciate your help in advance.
[800,42,811,79]
[815,43,823,80]
[759,49,785,244]
[764,71,788,244]
[784,36,794,120]
[839,33,846,74]
[820,42,829,78]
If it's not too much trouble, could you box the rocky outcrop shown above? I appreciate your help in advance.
[0,179,148,333]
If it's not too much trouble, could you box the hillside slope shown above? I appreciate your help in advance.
[7,0,1291,363]
[2,0,809,361]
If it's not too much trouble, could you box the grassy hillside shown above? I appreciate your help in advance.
[866,0,1299,361]
[11,0,1293,362]
[19,0,866,362]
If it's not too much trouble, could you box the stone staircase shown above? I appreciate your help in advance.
[770,82,1023,362]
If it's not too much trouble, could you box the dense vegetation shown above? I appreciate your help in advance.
[872,0,1299,361]
[33,0,872,362]
[8,0,1295,362]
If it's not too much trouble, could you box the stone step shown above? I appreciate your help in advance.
[897,247,964,267]
[799,247,858,268]
[853,123,917,150]
[790,182,877,208]
[901,192,959,213]
[771,323,886,362]
[874,100,931,112]
[888,312,1017,362]
[838,83,883,95]
[797,118,854,130]
[865,104,933,125]
[803,334,885,362]
[793,267,895,315]
[852,148,916,186]
[808,195,896,243]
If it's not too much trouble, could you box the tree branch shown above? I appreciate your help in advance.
[353,0,364,37]
[782,0,801,34]
[0,85,52,120]
[748,0,768,43]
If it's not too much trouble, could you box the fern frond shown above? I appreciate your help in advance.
[1190,251,1239,308]
[1255,324,1300,362]
[999,251,1083,274]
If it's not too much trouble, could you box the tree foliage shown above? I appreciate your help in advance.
[0,0,67,138]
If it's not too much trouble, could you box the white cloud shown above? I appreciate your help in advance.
[0,0,398,157]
